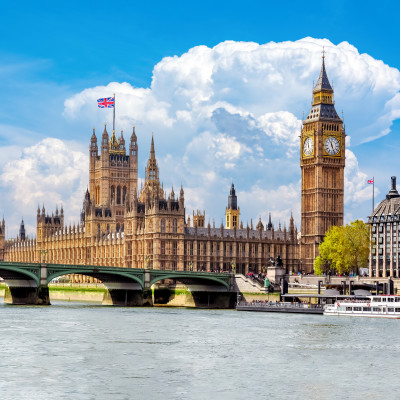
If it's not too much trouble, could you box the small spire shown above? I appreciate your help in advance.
[150,133,155,160]
[102,123,108,137]
[131,125,137,141]
[313,48,332,93]
[267,212,273,230]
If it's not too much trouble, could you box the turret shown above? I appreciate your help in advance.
[101,124,109,154]
[90,128,98,158]
[267,212,273,230]
[225,183,240,229]
[130,126,138,157]
[228,183,237,210]
[119,130,126,153]
[289,211,295,241]
[179,185,184,207]
[19,218,26,241]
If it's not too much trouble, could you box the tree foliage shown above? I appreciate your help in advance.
[314,220,370,275]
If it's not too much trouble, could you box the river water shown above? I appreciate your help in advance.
[1,299,399,400]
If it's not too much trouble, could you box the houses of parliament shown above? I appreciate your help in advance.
[0,55,345,276]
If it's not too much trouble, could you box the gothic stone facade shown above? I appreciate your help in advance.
[3,127,300,278]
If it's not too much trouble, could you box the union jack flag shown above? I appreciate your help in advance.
[97,97,115,108]
[368,179,374,184]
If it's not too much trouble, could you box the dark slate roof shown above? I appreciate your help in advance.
[184,227,286,241]
[305,103,341,122]
[369,178,400,222]
[313,59,333,93]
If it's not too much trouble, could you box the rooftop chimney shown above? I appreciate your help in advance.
[387,176,400,199]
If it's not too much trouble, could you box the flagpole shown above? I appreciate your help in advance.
[113,93,116,133]
[372,176,375,214]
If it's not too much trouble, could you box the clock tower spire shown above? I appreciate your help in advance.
[300,51,345,273]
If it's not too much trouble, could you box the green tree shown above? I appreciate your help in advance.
[314,220,370,275]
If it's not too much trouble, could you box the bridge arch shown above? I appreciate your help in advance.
[0,263,40,285]
[46,268,144,288]
[149,273,230,290]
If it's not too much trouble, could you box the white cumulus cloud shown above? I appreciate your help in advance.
[0,138,88,236]
[59,38,400,229]
[3,37,399,236]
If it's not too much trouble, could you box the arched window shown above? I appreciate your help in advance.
[123,187,127,204]
[161,219,166,233]
[173,219,177,233]
[111,186,115,204]
[117,187,121,204]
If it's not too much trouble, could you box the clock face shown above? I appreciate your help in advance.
[303,137,313,156]
[324,136,340,155]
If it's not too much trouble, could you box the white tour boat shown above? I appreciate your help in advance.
[324,295,400,318]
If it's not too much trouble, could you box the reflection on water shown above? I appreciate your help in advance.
[1,298,400,400]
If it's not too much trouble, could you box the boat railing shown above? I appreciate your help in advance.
[237,301,323,309]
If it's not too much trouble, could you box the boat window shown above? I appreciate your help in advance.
[346,307,352,311]
[373,307,381,312]
[395,308,400,312]
[373,298,380,302]
[388,298,394,302]
[354,307,362,311]
[395,298,400,302]
[388,308,395,312]
[363,307,371,312]
[382,298,387,302]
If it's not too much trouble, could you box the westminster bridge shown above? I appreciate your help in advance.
[0,261,234,307]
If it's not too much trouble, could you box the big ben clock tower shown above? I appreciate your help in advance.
[300,52,345,273]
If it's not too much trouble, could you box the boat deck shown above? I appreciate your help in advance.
[236,301,323,314]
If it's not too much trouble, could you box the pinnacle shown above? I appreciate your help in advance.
[150,133,155,159]
[313,52,333,93]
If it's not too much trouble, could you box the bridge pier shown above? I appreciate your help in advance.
[102,289,153,306]
[4,283,50,305]
[101,282,152,306]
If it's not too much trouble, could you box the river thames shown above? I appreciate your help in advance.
[1,299,400,400]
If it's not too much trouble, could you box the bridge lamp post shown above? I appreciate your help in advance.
[145,255,151,269]
[41,250,47,263]
[188,261,193,272]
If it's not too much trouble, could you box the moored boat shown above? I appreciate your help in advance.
[236,301,323,314]
[324,295,400,318]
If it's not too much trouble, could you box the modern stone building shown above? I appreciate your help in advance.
[300,54,346,272]
[368,176,400,277]
[2,126,300,278]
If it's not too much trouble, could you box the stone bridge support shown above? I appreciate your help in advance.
[4,281,50,305]
[3,264,50,305]
[102,282,152,306]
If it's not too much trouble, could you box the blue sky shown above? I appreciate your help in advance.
[1,0,400,236]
